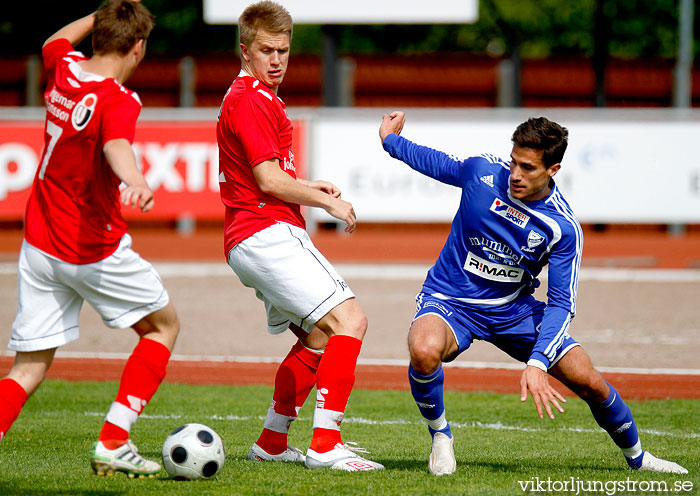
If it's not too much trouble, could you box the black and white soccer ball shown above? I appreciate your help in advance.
[162,423,225,480]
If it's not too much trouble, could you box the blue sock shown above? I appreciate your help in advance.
[588,383,643,468]
[408,364,452,439]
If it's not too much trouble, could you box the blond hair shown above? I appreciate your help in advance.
[238,1,292,46]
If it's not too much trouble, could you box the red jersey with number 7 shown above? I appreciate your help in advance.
[24,38,141,264]
[216,73,305,256]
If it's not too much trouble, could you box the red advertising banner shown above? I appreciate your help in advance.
[0,119,306,221]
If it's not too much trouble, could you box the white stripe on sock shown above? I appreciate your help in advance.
[105,402,139,432]
[621,440,643,459]
[427,412,448,431]
[409,372,439,384]
[313,408,344,431]
[263,405,296,433]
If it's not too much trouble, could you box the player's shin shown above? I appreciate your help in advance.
[310,335,361,453]
[588,383,643,468]
[408,364,452,438]
[98,338,170,448]
[0,378,28,441]
[256,341,322,454]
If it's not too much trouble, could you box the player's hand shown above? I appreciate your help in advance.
[520,365,566,420]
[306,179,341,198]
[325,197,357,233]
[379,111,405,143]
[121,184,154,213]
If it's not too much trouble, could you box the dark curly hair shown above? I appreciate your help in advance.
[511,117,568,168]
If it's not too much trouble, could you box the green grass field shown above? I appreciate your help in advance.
[0,380,697,496]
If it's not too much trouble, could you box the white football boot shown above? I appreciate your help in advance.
[638,452,688,474]
[428,432,456,476]
[90,440,161,478]
[305,442,384,471]
[248,442,305,463]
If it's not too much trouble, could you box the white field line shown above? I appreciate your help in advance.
[14,350,699,376]
[81,411,700,440]
[1,262,700,282]
[2,261,699,374]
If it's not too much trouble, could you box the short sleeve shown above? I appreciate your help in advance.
[42,38,76,72]
[101,92,141,143]
[233,91,282,168]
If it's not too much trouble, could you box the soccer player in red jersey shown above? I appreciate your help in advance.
[217,1,383,471]
[0,0,180,478]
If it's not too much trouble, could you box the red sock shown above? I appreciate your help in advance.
[310,335,362,453]
[256,341,321,454]
[98,338,170,449]
[0,378,28,440]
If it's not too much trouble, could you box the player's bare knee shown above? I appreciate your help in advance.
[8,367,47,397]
[409,341,442,375]
[342,312,367,340]
[296,326,328,350]
[158,315,180,349]
[571,372,608,403]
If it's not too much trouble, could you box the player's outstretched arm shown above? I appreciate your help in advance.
[254,160,356,232]
[379,111,405,144]
[43,12,96,49]
[520,365,566,420]
[103,138,154,213]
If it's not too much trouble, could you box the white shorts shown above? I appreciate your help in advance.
[10,234,170,352]
[227,222,354,334]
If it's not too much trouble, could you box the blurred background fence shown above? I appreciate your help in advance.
[2,53,700,109]
[1,0,699,250]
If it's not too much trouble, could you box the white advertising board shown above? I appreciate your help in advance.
[309,112,700,224]
[204,0,478,24]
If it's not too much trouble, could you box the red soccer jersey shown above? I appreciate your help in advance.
[216,74,305,255]
[24,38,141,264]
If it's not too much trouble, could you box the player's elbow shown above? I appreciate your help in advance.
[253,163,287,196]
[256,175,281,196]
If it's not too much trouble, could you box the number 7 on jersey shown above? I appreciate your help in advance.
[39,120,63,180]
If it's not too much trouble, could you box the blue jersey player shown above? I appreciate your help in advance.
[379,111,687,476]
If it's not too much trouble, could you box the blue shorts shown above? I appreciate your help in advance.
[413,292,579,367]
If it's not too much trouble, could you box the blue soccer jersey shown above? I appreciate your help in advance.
[383,133,583,370]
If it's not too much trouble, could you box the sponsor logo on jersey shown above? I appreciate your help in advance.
[45,88,76,122]
[522,229,545,252]
[480,174,494,187]
[469,236,523,265]
[489,198,529,228]
[48,88,76,110]
[71,93,97,131]
[283,149,296,173]
[464,251,524,283]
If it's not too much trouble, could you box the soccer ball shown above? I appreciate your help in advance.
[162,423,225,480]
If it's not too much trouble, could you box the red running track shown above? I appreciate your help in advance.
[1,357,698,401]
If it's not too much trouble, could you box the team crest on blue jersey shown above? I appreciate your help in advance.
[489,198,529,228]
[522,230,545,252]
[71,93,97,131]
